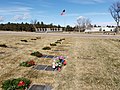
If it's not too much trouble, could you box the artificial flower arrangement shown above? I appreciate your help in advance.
[2,77,31,90]
[61,38,65,40]
[0,44,7,48]
[20,60,35,67]
[30,51,43,57]
[50,43,57,46]
[36,37,41,39]
[52,56,67,71]
[57,38,65,42]
[55,38,65,44]
[55,41,61,44]
[42,46,51,50]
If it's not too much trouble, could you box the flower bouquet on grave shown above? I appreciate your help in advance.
[61,38,65,40]
[2,77,31,90]
[36,37,41,39]
[0,44,8,48]
[57,39,62,42]
[50,43,57,46]
[52,56,67,71]
[42,46,51,50]
[55,41,61,44]
[20,60,35,67]
[58,56,66,65]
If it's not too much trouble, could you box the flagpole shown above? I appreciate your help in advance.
[64,15,66,32]
[61,9,66,32]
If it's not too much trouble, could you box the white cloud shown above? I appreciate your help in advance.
[12,13,31,21]
[40,2,53,8]
[10,1,30,6]
[65,13,79,17]
[0,6,33,21]
[94,22,116,26]
[63,12,109,17]
[93,0,104,3]
[66,0,105,4]
[0,16,5,22]
[77,16,86,19]
[83,12,109,16]
[0,6,33,15]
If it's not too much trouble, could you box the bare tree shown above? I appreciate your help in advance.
[0,16,4,22]
[31,19,37,32]
[76,16,91,32]
[109,1,120,33]
[85,19,92,30]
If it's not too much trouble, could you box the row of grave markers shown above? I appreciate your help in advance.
[1,37,67,90]
[28,38,67,90]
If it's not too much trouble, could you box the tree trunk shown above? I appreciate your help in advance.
[116,22,119,34]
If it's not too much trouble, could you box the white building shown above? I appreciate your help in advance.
[85,26,116,33]
[35,28,63,33]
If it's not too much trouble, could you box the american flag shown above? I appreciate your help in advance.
[61,9,65,15]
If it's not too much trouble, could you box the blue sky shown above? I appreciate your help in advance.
[0,0,118,26]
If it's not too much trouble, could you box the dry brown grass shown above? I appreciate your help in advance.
[0,34,67,90]
[0,33,120,90]
[53,38,120,90]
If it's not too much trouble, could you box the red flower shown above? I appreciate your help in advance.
[58,67,61,72]
[18,81,25,86]
[63,60,67,65]
[27,60,35,65]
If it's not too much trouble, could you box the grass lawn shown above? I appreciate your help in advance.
[0,33,120,90]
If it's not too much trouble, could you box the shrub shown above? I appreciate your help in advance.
[2,77,31,90]
[55,41,61,44]
[42,46,51,50]
[50,43,57,46]
[21,40,28,42]
[61,38,65,40]
[57,38,65,42]
[31,39,36,40]
[36,37,41,39]
[0,44,7,48]
[57,40,62,42]
[30,51,43,57]
[20,60,35,67]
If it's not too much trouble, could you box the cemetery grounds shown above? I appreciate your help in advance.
[0,32,120,90]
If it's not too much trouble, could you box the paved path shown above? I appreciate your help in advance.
[0,31,120,39]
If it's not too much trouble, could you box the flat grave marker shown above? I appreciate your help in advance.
[53,50,66,52]
[33,65,56,71]
[46,55,55,59]
[41,55,57,59]
[28,85,51,90]
[45,66,54,71]
[33,65,47,70]
[41,55,48,58]
[16,43,30,45]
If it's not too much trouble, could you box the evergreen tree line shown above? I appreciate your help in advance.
[0,22,71,32]
[0,21,117,32]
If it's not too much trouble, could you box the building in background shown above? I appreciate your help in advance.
[85,26,116,33]
[35,28,63,33]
